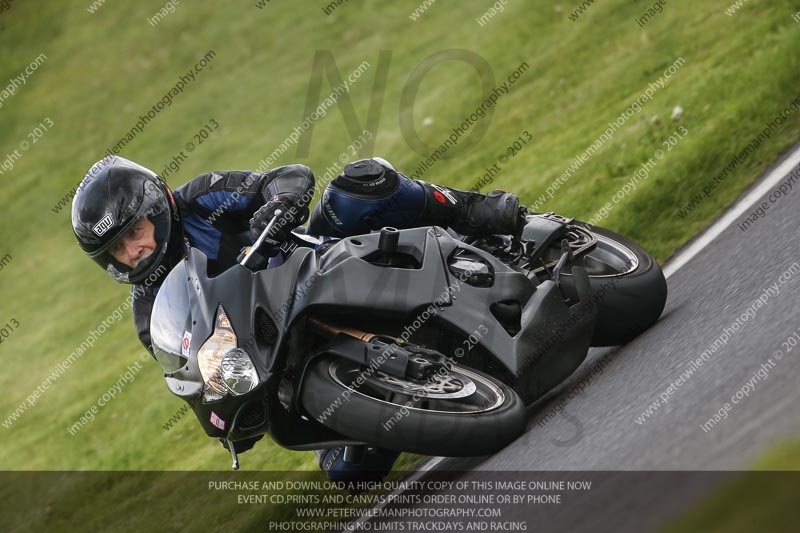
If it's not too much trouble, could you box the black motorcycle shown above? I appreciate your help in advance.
[150,211,666,469]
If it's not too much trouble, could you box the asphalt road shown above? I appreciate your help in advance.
[475,147,800,473]
[353,146,800,532]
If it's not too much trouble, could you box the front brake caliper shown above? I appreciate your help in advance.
[403,345,449,380]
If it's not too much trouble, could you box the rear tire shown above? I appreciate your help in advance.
[558,223,667,346]
[301,356,527,457]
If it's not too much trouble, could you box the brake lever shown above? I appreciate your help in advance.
[226,438,240,470]
[240,209,283,268]
[552,239,574,289]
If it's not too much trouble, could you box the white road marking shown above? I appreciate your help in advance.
[349,455,444,529]
[663,144,800,278]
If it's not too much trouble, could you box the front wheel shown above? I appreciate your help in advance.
[557,223,668,346]
[300,356,527,457]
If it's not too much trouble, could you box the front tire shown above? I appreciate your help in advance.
[301,356,527,457]
[558,223,667,346]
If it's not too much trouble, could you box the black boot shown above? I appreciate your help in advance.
[418,181,521,236]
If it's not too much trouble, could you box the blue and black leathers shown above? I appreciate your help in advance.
[316,446,401,487]
[307,158,429,237]
[307,157,521,238]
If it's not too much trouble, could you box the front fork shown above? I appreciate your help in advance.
[306,318,450,381]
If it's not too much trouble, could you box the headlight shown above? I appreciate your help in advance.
[198,306,259,402]
[221,348,259,395]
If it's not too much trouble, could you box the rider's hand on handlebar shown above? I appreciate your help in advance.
[249,193,309,245]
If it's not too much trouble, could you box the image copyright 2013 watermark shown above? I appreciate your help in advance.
[476,0,512,27]
[381,324,489,432]
[0,117,54,176]
[66,353,151,436]
[588,125,687,226]
[147,0,180,27]
[98,50,216,160]
[471,130,533,192]
[157,118,220,180]
[635,0,669,28]
[737,165,799,233]
[405,60,530,180]
[0,318,21,347]
[699,349,781,434]
[532,56,686,211]
[634,261,800,426]
[2,265,166,430]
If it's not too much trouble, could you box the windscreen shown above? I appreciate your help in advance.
[150,260,192,373]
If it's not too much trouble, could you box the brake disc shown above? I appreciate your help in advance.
[369,370,477,399]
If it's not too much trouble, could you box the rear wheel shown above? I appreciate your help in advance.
[301,355,527,457]
[555,223,667,346]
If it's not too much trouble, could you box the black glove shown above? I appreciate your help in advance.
[249,193,309,245]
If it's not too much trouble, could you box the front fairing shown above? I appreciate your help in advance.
[150,248,312,440]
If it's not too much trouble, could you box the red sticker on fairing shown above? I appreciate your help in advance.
[181,331,192,356]
[434,191,446,204]
[210,411,226,430]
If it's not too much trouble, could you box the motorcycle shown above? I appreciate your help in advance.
[150,210,667,469]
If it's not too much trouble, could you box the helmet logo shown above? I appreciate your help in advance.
[92,213,115,237]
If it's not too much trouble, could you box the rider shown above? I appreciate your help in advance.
[71,155,521,483]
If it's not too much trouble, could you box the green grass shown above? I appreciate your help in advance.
[1,0,800,529]
[660,437,800,533]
